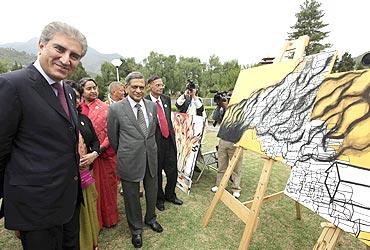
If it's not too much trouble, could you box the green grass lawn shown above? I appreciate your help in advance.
[0,129,368,249]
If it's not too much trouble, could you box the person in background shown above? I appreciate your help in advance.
[106,81,125,105]
[145,75,183,211]
[107,72,163,249]
[175,79,204,116]
[176,80,205,173]
[0,21,87,249]
[66,80,100,250]
[79,77,118,228]
[210,92,243,199]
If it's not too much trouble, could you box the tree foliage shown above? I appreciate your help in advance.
[333,52,356,73]
[288,0,331,55]
[0,60,8,74]
[91,52,242,100]
[68,62,89,82]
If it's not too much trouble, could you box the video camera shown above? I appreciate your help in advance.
[186,79,196,91]
[211,90,231,106]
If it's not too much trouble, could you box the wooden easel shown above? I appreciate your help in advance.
[313,223,343,250]
[202,36,309,250]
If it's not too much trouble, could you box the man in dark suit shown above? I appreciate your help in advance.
[145,76,183,211]
[107,72,163,249]
[0,21,87,250]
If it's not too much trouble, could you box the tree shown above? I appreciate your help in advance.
[0,60,8,74]
[333,52,356,73]
[68,62,89,81]
[11,61,22,71]
[288,0,331,55]
[95,62,116,100]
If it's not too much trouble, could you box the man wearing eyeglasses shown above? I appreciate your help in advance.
[107,72,163,249]
[145,76,183,212]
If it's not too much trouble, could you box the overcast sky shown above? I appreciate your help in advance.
[1,0,369,65]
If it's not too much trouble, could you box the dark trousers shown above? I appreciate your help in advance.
[157,135,178,203]
[20,204,80,250]
[121,163,158,235]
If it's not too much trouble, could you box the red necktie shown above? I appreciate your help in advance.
[156,100,169,138]
[53,82,70,118]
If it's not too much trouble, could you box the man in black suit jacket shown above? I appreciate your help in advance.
[145,76,183,211]
[0,21,87,250]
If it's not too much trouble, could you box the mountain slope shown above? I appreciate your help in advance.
[0,38,122,74]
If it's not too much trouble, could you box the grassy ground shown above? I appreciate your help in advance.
[0,129,368,249]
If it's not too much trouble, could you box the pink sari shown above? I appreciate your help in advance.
[81,99,118,228]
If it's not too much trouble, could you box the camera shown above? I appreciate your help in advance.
[212,90,231,106]
[186,79,196,91]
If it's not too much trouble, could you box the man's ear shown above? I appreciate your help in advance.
[38,40,45,55]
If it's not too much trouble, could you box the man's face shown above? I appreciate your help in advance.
[82,80,98,102]
[38,32,83,82]
[150,79,165,97]
[112,85,125,101]
[127,78,145,102]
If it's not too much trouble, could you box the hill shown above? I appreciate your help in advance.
[0,47,36,66]
[0,38,122,74]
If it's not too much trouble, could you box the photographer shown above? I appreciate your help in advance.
[175,80,204,116]
[211,90,243,199]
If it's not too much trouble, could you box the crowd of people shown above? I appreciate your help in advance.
[0,21,244,250]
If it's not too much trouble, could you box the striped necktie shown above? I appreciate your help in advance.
[135,103,148,137]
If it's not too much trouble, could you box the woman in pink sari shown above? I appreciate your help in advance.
[79,77,118,228]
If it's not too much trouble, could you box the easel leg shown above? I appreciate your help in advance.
[295,201,302,220]
[202,147,243,227]
[239,158,274,250]
[313,223,342,250]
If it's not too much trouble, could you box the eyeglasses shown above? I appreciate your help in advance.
[155,83,165,88]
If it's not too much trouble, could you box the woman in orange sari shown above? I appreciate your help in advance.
[79,77,118,228]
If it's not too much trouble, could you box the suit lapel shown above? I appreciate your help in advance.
[27,65,72,124]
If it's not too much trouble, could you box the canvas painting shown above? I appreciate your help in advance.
[217,50,370,245]
[172,112,205,194]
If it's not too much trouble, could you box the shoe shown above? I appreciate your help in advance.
[131,234,142,248]
[145,220,163,233]
[211,186,218,193]
[156,202,165,211]
[119,187,124,196]
[233,191,241,199]
[166,197,183,205]
[139,191,144,198]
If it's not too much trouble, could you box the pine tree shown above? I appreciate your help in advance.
[288,0,331,55]
[333,52,355,72]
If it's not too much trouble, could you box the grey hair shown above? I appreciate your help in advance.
[108,81,123,94]
[125,72,144,85]
[39,21,88,58]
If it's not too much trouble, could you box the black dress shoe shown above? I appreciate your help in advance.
[131,234,142,248]
[166,197,183,205]
[145,220,163,233]
[156,202,165,211]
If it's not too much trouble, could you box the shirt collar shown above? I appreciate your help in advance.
[33,59,62,86]
[149,93,161,103]
[127,96,145,109]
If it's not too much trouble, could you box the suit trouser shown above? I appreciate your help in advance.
[121,163,158,235]
[216,139,243,192]
[20,204,80,250]
[157,135,178,203]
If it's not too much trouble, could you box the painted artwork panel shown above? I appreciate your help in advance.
[217,49,370,244]
[172,112,205,194]
[285,70,370,245]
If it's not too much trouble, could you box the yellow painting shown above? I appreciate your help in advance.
[218,50,370,245]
